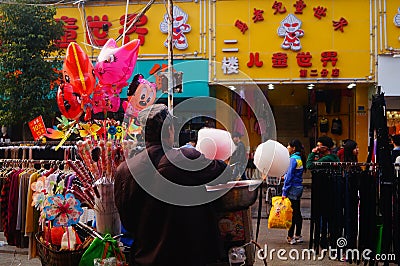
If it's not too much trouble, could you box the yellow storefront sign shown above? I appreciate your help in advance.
[55,2,205,59]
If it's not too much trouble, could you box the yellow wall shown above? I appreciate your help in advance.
[378,0,400,52]
[355,85,370,161]
[56,2,206,59]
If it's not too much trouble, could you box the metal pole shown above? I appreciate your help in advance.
[167,0,174,114]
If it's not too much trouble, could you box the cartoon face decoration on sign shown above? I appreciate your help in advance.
[160,5,191,50]
[63,42,96,98]
[95,38,140,88]
[277,14,304,51]
[56,82,83,120]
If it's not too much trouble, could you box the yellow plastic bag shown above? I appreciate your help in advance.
[268,196,293,229]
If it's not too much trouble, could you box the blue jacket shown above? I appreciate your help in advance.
[282,152,304,197]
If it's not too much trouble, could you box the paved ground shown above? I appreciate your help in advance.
[0,187,396,265]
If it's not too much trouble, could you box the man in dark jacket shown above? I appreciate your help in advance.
[114,104,230,266]
[230,132,247,180]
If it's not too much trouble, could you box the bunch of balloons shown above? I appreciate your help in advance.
[57,39,141,121]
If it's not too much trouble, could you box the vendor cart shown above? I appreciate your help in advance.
[207,180,263,266]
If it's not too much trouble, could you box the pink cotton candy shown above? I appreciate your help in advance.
[196,128,235,161]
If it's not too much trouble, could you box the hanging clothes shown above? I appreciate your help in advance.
[319,117,329,133]
[367,92,395,261]
[331,118,342,135]
[309,163,377,262]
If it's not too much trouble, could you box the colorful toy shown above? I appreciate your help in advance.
[94,38,140,89]
[92,84,122,114]
[62,42,96,117]
[44,193,84,227]
[122,74,156,135]
[56,83,83,120]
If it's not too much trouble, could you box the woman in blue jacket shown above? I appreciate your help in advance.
[282,139,306,245]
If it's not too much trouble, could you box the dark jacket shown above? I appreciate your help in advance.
[114,143,229,266]
[231,141,246,169]
[391,148,400,164]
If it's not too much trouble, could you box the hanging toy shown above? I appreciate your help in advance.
[122,74,156,137]
[62,42,96,120]
[94,38,140,89]
[56,82,83,120]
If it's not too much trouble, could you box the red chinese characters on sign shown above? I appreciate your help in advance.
[28,116,46,141]
[293,0,306,14]
[272,53,288,68]
[310,69,318,77]
[333,17,348,32]
[299,68,339,78]
[235,20,248,34]
[247,52,263,67]
[252,8,264,23]
[320,68,329,77]
[321,51,338,67]
[299,69,307,77]
[331,68,340,77]
[313,6,327,19]
[119,14,148,46]
[299,51,340,78]
[86,15,112,46]
[296,52,312,67]
[272,1,287,14]
[55,16,78,48]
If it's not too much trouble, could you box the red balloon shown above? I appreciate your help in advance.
[57,83,83,120]
[63,42,96,97]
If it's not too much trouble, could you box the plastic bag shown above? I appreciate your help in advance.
[79,234,127,266]
[268,196,293,229]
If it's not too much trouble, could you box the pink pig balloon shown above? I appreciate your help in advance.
[196,128,236,161]
[94,39,140,88]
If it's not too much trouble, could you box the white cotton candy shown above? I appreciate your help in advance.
[254,140,290,177]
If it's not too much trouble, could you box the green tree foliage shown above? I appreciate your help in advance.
[0,0,64,134]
